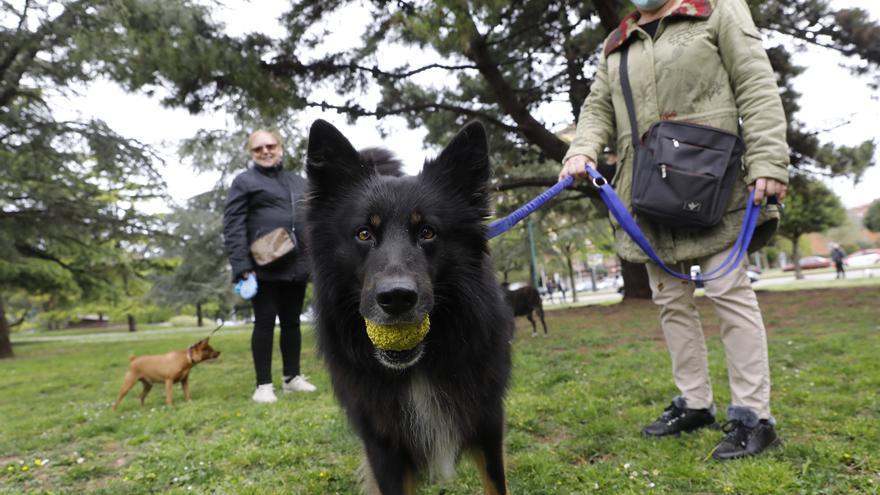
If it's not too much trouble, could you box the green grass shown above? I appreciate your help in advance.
[2,287,879,494]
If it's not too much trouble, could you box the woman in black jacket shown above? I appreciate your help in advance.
[223,129,315,403]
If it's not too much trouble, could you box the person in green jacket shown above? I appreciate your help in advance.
[559,0,788,460]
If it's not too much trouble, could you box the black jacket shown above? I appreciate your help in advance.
[223,164,310,283]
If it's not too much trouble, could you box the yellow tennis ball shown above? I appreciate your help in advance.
[364,315,431,351]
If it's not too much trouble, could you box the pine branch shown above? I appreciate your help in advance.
[304,100,518,131]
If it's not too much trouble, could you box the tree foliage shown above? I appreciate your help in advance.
[864,199,880,233]
[0,0,222,356]
[138,0,877,300]
[150,190,236,326]
[139,1,878,181]
[776,176,846,279]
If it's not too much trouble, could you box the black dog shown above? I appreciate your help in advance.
[305,119,513,495]
[502,284,548,337]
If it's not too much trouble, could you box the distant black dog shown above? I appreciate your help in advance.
[502,284,548,337]
[305,119,513,494]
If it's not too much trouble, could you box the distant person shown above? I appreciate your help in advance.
[558,279,568,303]
[830,244,846,279]
[223,129,316,403]
[559,0,788,460]
[545,279,557,303]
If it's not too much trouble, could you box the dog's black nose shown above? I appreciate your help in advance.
[376,277,418,315]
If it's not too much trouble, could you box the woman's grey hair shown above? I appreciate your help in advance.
[246,129,284,151]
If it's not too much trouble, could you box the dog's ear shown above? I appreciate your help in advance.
[306,120,371,195]
[422,121,491,208]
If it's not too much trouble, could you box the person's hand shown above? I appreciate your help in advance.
[558,155,596,183]
[749,178,787,205]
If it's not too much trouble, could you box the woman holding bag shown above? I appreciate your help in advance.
[559,0,787,460]
[223,129,316,403]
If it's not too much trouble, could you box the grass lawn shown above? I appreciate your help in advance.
[2,286,879,494]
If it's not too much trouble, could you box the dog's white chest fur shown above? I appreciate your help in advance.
[406,372,460,481]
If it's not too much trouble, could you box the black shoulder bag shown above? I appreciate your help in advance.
[620,45,744,229]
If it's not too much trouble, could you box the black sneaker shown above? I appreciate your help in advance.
[712,419,780,460]
[642,401,719,437]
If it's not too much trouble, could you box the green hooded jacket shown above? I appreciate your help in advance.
[564,0,789,265]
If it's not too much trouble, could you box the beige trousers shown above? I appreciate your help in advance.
[645,246,771,419]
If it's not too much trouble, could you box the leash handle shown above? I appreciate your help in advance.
[584,166,759,283]
[487,176,573,239]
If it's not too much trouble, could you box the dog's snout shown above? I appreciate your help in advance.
[376,277,418,315]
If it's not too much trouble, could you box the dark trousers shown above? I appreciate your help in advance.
[250,279,307,385]
[834,261,845,279]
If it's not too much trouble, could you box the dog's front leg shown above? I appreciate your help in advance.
[182,377,190,401]
[164,379,174,406]
[362,439,415,495]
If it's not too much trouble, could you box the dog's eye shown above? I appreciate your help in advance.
[356,228,373,242]
[419,226,436,241]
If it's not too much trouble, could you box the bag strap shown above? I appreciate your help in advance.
[619,45,642,152]
[614,45,757,281]
[281,172,296,232]
[584,166,760,283]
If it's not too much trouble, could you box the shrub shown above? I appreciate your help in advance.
[168,315,199,327]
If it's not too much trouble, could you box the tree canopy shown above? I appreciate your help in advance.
[135,0,877,297]
[864,199,880,233]
[0,0,220,356]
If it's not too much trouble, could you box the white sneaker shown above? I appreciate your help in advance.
[282,375,317,393]
[252,384,277,403]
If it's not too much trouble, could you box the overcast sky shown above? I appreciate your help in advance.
[53,1,880,211]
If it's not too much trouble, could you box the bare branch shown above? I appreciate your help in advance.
[7,309,27,328]
[14,243,75,272]
[304,100,519,132]
[268,58,478,81]
[458,13,570,161]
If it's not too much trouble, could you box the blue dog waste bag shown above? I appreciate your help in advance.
[235,273,258,300]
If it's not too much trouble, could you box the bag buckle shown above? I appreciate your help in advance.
[690,265,705,287]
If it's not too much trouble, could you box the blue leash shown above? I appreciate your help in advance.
[487,167,763,283]
[487,176,574,239]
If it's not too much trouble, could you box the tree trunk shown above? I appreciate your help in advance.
[620,259,651,300]
[196,302,203,327]
[0,297,14,359]
[127,314,136,332]
[792,235,804,280]
[566,254,578,303]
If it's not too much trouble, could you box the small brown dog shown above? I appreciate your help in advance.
[113,338,220,410]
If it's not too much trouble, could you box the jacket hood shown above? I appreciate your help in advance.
[604,0,714,57]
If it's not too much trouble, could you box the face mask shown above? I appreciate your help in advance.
[631,0,669,10]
